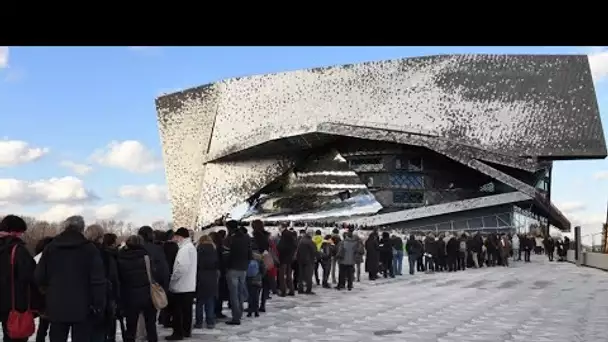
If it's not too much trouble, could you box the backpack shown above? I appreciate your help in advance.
[247,260,260,277]
[459,240,467,252]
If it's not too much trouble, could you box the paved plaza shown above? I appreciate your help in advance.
[180,256,608,342]
[5,256,607,341]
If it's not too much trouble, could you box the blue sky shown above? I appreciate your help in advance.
[0,46,607,237]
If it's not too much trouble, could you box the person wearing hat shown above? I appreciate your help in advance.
[166,228,197,340]
[0,215,41,342]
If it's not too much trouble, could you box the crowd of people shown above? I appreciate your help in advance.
[0,214,570,342]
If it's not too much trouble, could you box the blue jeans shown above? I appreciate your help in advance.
[226,270,248,322]
[195,296,216,327]
[392,250,404,275]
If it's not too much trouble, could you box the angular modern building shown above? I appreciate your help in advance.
[155,54,606,233]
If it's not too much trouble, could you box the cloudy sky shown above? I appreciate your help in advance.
[0,46,607,236]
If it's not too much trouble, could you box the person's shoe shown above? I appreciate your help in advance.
[216,313,227,319]
[225,320,241,325]
[347,287,353,291]
[287,291,295,296]
[247,313,252,317]
[165,335,184,341]
[279,292,286,297]
[193,322,203,329]
[259,307,266,312]
[207,324,215,329]
[304,291,316,295]
[184,332,192,338]
[254,312,260,317]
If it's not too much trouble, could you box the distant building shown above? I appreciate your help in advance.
[156,54,606,233]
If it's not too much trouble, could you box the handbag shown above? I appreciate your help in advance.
[144,255,168,310]
[7,244,35,339]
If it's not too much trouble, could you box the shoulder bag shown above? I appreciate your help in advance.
[144,255,168,310]
[7,244,35,339]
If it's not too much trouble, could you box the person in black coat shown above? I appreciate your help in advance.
[0,215,41,342]
[138,226,170,291]
[223,221,253,325]
[34,236,54,342]
[446,235,460,272]
[436,235,446,272]
[365,231,380,280]
[211,231,229,319]
[295,233,317,294]
[544,236,555,261]
[35,215,106,342]
[158,230,180,327]
[84,225,121,342]
[423,234,438,272]
[379,232,394,278]
[405,234,422,275]
[194,235,218,329]
[277,225,297,297]
[116,235,159,342]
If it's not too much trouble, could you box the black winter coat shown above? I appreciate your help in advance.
[35,230,106,323]
[437,238,446,257]
[277,230,297,265]
[405,238,422,256]
[379,237,393,259]
[295,236,316,265]
[163,241,179,274]
[224,231,252,271]
[424,237,438,256]
[364,234,380,274]
[196,243,219,299]
[253,231,270,253]
[95,244,120,303]
[142,241,170,291]
[446,237,460,256]
[0,236,41,318]
[116,246,153,311]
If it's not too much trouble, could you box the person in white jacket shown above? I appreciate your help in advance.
[167,228,198,341]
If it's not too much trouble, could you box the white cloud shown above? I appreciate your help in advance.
[0,176,96,205]
[94,204,131,220]
[119,184,168,203]
[60,161,93,175]
[556,201,586,213]
[588,48,608,83]
[0,139,49,167]
[593,171,608,180]
[37,204,85,222]
[37,203,130,223]
[0,47,8,69]
[91,140,161,173]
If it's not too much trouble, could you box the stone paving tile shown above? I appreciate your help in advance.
[5,255,608,341]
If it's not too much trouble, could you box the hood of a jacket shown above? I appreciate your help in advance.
[51,230,91,249]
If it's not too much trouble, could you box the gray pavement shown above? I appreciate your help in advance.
[6,255,607,341]
[183,255,608,342]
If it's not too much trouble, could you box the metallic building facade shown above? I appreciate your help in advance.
[155,54,606,231]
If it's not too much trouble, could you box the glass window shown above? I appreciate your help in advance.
[393,191,424,204]
[409,157,423,171]
[395,156,423,171]
[389,173,424,189]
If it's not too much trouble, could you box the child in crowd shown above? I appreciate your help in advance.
[246,252,266,317]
